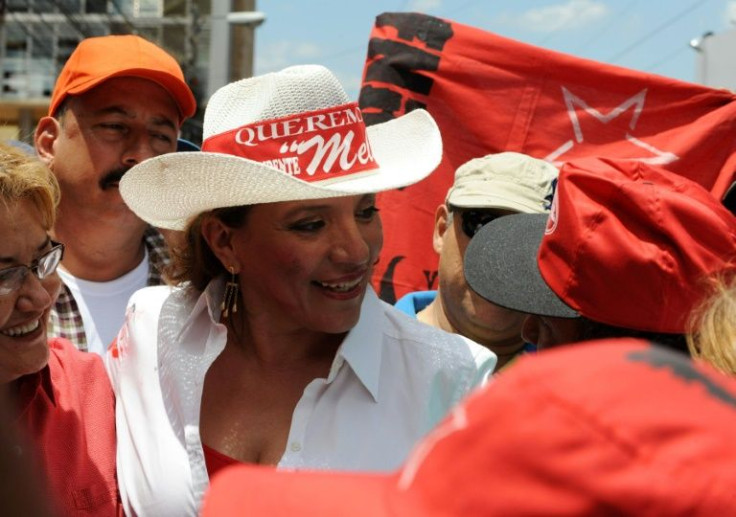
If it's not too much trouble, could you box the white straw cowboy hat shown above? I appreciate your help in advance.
[120,64,443,230]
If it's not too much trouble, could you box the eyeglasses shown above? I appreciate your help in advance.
[457,209,506,239]
[0,242,65,296]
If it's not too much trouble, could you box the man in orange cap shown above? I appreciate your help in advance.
[34,34,197,355]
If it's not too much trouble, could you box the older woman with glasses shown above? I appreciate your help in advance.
[0,142,120,514]
[107,65,497,516]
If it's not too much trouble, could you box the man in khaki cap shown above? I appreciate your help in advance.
[395,152,558,370]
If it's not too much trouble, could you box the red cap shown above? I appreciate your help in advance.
[540,157,736,333]
[48,35,196,123]
[201,339,736,516]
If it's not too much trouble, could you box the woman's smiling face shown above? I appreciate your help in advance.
[0,198,62,384]
[229,194,383,336]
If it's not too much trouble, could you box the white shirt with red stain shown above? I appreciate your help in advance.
[105,280,496,517]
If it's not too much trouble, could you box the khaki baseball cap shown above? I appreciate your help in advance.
[49,34,196,124]
[446,152,559,213]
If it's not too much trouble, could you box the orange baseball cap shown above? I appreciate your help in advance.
[48,34,196,123]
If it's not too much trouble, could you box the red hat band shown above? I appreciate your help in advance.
[202,102,378,184]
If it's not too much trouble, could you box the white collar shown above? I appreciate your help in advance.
[327,287,383,402]
[175,278,383,402]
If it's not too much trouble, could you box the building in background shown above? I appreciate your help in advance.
[0,0,259,144]
[691,28,736,92]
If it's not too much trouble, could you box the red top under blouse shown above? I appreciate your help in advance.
[203,443,242,478]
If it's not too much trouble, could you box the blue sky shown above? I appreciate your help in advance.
[254,0,736,99]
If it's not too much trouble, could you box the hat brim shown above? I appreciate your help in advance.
[202,465,396,516]
[120,109,442,230]
[464,213,579,318]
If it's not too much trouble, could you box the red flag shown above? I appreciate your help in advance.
[359,12,736,303]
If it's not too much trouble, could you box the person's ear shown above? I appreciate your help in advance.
[34,116,61,167]
[201,215,238,270]
[432,204,451,254]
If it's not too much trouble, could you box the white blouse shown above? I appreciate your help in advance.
[106,279,496,516]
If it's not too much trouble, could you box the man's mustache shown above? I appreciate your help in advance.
[99,168,129,190]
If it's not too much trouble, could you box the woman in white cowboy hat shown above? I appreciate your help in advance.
[106,65,497,516]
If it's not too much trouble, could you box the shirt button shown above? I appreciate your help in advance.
[290,442,302,452]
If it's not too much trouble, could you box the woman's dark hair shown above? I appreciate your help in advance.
[578,317,689,355]
[165,205,251,291]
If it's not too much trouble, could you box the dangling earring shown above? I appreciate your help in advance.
[221,266,239,318]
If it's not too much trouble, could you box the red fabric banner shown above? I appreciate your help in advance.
[359,12,736,303]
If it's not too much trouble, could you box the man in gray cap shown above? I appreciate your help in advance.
[395,152,559,369]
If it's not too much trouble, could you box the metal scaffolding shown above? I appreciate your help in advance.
[0,0,214,142]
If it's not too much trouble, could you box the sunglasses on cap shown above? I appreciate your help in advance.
[0,242,65,296]
[452,207,507,239]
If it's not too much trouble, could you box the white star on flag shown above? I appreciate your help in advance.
[545,87,679,166]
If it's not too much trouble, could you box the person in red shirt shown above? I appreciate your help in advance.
[0,141,121,515]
